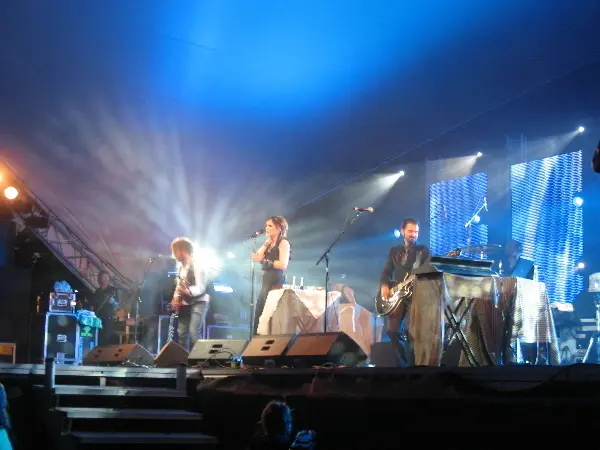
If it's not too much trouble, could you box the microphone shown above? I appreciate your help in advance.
[246,229,265,240]
[149,254,164,262]
[353,207,374,213]
[483,197,488,212]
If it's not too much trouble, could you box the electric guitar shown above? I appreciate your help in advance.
[168,277,189,344]
[374,274,416,316]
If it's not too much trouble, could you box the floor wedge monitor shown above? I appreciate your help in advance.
[285,332,366,368]
[82,344,154,367]
[154,341,189,368]
[241,334,295,367]
[188,339,248,367]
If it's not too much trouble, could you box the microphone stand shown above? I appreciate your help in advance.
[464,200,487,258]
[132,258,154,345]
[249,237,258,337]
[316,211,366,333]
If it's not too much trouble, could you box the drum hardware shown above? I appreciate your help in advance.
[583,295,600,364]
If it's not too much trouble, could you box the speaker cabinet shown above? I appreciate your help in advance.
[188,339,248,367]
[286,332,366,368]
[82,344,154,367]
[369,342,401,367]
[155,341,189,368]
[241,334,295,367]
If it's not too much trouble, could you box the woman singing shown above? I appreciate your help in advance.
[251,216,291,335]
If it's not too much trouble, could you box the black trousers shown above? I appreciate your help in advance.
[253,284,272,335]
[386,298,413,367]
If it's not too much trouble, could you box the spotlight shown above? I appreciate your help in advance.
[393,229,401,238]
[3,186,18,200]
[476,152,483,158]
[398,170,405,177]
[573,196,583,207]
[578,126,585,133]
[576,262,585,270]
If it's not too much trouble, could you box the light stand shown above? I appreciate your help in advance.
[316,211,366,333]
[583,295,600,364]
[249,237,257,336]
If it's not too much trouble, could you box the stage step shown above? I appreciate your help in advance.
[68,431,218,448]
[34,385,193,409]
[52,407,206,433]
[50,385,188,397]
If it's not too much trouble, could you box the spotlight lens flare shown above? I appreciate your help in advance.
[573,197,583,207]
[4,186,18,200]
[578,126,585,133]
[393,229,401,238]
[476,152,483,158]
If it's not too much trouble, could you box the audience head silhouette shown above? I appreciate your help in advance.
[260,400,293,443]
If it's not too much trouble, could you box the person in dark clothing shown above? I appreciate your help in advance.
[380,218,431,366]
[251,216,291,335]
[89,271,120,346]
[499,239,523,276]
[249,400,295,450]
[592,140,600,173]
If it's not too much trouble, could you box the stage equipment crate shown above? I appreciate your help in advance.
[44,312,99,365]
[49,292,76,313]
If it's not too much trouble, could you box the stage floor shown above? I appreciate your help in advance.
[2,362,600,393]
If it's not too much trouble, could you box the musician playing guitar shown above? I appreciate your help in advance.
[169,237,209,351]
[379,218,431,366]
[89,271,120,346]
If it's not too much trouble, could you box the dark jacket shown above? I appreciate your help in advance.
[592,145,600,173]
[380,243,431,284]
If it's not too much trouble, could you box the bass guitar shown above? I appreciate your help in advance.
[374,274,415,316]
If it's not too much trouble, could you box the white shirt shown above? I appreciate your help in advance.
[177,257,207,305]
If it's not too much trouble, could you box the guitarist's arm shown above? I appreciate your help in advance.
[379,248,395,298]
[187,261,207,299]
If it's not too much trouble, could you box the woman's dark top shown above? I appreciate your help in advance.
[262,238,290,287]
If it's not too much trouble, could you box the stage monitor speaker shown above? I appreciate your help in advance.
[369,342,401,367]
[82,344,154,367]
[286,332,366,368]
[188,339,248,367]
[241,334,295,367]
[155,341,189,368]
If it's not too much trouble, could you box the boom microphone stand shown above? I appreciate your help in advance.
[249,237,258,337]
[316,210,367,333]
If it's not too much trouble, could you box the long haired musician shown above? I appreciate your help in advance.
[379,218,431,366]
[170,237,209,351]
[250,216,291,335]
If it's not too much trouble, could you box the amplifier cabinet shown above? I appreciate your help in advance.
[44,312,80,365]
[207,325,250,340]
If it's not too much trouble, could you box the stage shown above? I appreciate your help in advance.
[1,362,599,448]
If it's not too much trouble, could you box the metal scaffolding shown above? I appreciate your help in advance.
[1,159,136,293]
